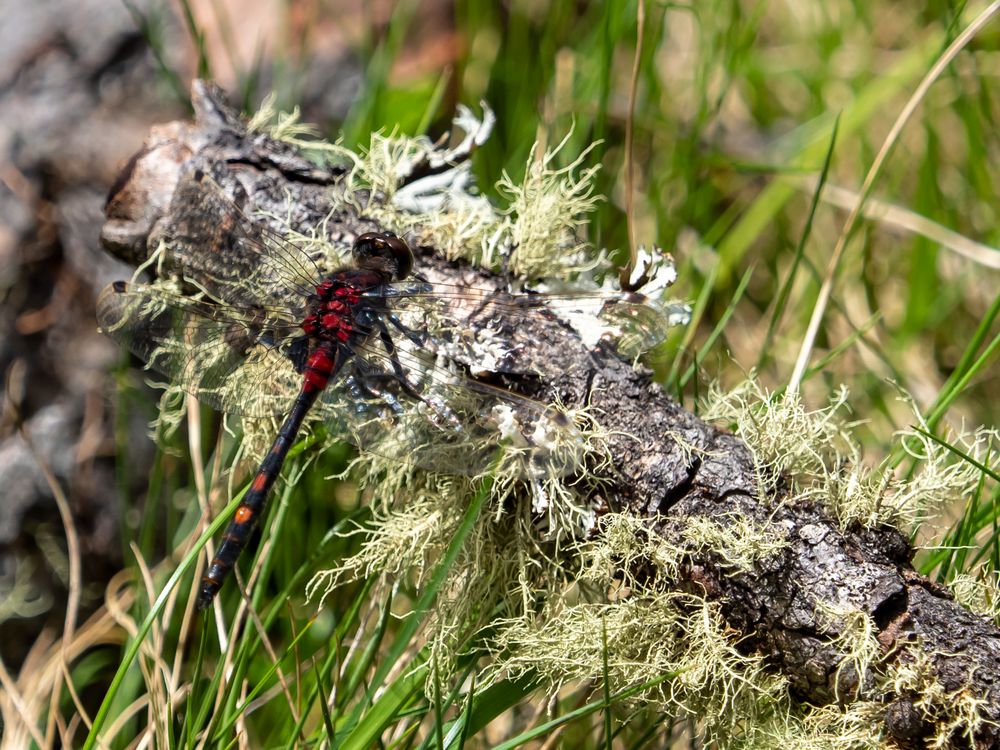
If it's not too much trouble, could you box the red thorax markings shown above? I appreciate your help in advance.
[301,281,363,343]
[303,346,337,392]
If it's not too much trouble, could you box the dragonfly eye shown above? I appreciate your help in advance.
[352,232,414,281]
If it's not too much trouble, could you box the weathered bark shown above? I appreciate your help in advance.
[100,81,1000,749]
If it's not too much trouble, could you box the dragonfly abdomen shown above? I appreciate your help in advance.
[196,343,349,609]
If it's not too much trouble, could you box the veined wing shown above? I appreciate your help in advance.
[373,281,689,369]
[310,336,585,478]
[97,279,305,419]
[153,170,326,312]
[98,277,582,479]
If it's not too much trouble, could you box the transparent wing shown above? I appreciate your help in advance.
[155,171,327,311]
[159,174,683,364]
[312,338,581,477]
[97,280,304,419]
[374,281,686,367]
[99,279,579,478]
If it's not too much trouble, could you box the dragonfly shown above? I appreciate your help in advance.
[97,169,684,610]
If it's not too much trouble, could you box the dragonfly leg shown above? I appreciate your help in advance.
[386,313,426,347]
[376,324,426,403]
[345,368,407,416]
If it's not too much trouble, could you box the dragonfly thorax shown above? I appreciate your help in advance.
[299,232,412,344]
[301,276,373,344]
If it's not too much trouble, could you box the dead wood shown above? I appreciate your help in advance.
[100,81,1000,749]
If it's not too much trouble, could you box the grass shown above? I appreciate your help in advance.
[7,0,1000,748]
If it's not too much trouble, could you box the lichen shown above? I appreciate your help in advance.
[130,102,1000,747]
[247,92,355,167]
[329,116,613,283]
[948,571,1000,624]
[887,647,999,748]
[681,514,789,574]
[694,377,998,744]
[701,379,857,496]
[701,377,999,532]
[815,602,880,701]
[485,595,787,744]
[491,135,604,279]
[580,512,685,591]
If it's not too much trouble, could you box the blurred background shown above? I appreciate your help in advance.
[0,0,997,735]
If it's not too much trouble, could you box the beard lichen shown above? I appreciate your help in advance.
[680,513,790,574]
[814,601,881,702]
[491,134,604,279]
[701,377,998,533]
[484,532,788,746]
[311,107,612,283]
[947,571,1000,624]
[690,377,999,744]
[125,101,1000,745]
[885,647,999,749]
[305,399,614,595]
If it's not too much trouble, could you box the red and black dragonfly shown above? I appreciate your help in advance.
[97,170,683,610]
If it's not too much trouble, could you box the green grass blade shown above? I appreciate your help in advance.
[82,487,247,749]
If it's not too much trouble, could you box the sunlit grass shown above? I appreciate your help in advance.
[8,1,999,748]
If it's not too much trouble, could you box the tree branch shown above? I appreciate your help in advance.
[100,81,1000,748]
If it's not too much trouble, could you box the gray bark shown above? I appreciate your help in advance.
[100,81,1000,749]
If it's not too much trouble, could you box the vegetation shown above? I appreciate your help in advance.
[6,1,999,748]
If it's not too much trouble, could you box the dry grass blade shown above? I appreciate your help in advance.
[807,178,1000,270]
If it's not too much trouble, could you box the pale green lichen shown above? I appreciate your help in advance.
[486,595,787,745]
[580,512,685,591]
[305,465,573,689]
[701,379,857,495]
[948,571,1000,624]
[727,642,998,749]
[306,403,615,614]
[470,511,794,745]
[701,377,998,533]
[681,514,789,574]
[487,401,615,542]
[881,419,996,528]
[742,700,889,749]
[306,474,472,600]
[345,129,431,205]
[491,135,605,279]
[887,647,998,749]
[815,602,881,701]
[693,377,997,744]
[247,93,356,166]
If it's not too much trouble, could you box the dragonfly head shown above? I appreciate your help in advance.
[352,232,413,281]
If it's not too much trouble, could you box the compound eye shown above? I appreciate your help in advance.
[353,232,414,280]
